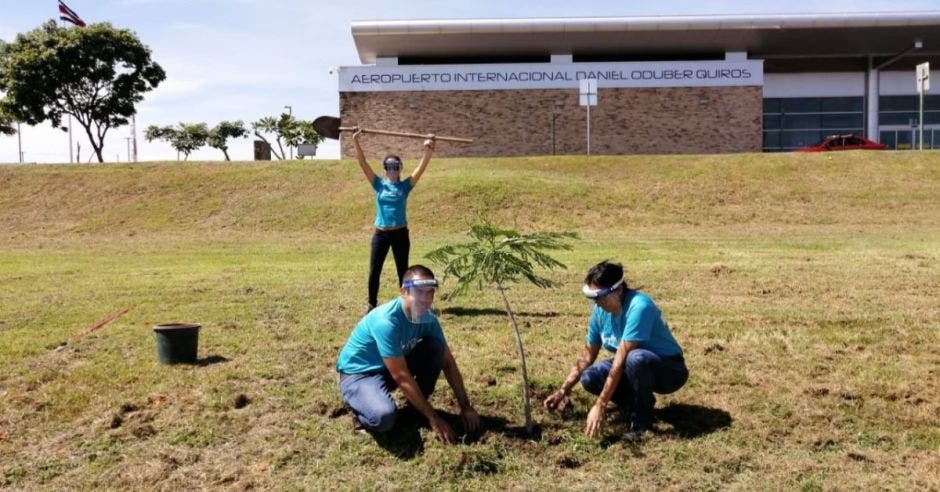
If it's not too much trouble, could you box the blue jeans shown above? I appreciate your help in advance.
[580,349,689,431]
[338,338,443,432]
[368,227,410,307]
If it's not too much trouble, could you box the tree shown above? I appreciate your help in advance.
[0,113,13,135]
[0,21,165,163]
[144,123,208,161]
[207,120,247,161]
[426,223,577,434]
[252,113,323,160]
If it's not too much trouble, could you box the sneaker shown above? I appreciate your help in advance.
[625,428,650,443]
[350,413,367,434]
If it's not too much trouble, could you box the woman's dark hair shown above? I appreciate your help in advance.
[584,260,632,301]
[383,154,403,170]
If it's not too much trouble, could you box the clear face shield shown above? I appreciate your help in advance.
[383,158,403,182]
[402,278,438,323]
[581,278,624,309]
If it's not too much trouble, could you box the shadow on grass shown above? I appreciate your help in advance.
[371,409,540,460]
[194,355,229,366]
[442,307,560,318]
[655,402,732,438]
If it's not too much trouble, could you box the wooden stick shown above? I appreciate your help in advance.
[339,126,473,143]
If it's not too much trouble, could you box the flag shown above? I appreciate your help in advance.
[58,0,86,27]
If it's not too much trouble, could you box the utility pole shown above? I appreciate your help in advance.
[131,115,139,162]
[17,122,23,163]
[125,137,132,162]
[284,105,293,159]
[68,115,74,163]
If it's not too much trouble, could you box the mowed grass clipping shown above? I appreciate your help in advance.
[0,151,938,489]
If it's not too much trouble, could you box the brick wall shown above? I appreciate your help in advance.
[339,86,763,158]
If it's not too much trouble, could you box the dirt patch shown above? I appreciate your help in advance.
[477,376,497,387]
[710,264,732,277]
[839,391,860,401]
[327,406,348,419]
[132,424,156,439]
[704,342,725,355]
[803,387,830,397]
[847,452,872,462]
[555,455,581,469]
[232,394,250,409]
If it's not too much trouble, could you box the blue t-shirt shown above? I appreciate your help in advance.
[336,297,447,374]
[372,175,413,228]
[586,290,682,357]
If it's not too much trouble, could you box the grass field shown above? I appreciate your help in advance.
[1,151,938,490]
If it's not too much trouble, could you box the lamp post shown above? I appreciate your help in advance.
[17,122,23,163]
[284,105,293,159]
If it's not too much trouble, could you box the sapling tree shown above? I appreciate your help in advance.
[426,223,576,434]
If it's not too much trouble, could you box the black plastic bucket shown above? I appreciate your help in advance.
[153,323,200,364]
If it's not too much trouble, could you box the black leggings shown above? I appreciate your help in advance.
[368,228,410,307]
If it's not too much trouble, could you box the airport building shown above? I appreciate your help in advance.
[336,12,940,157]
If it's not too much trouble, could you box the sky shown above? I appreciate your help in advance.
[1,0,939,163]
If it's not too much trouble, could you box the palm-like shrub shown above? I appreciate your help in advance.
[426,223,576,433]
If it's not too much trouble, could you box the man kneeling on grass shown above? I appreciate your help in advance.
[336,265,480,444]
[543,260,688,443]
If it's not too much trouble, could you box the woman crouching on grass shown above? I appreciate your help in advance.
[352,129,436,312]
[543,260,688,443]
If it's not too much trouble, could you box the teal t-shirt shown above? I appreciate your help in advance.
[372,175,413,228]
[586,290,682,357]
[336,297,447,374]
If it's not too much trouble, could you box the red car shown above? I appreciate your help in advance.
[797,134,887,152]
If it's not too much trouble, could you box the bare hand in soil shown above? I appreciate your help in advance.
[429,415,456,444]
[460,406,480,432]
[543,389,569,411]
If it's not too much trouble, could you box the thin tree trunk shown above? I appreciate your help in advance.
[497,281,533,434]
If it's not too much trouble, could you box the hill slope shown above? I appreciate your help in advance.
[1,151,937,243]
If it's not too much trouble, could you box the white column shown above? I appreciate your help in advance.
[867,67,880,142]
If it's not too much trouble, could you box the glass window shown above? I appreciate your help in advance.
[879,112,919,126]
[783,114,822,129]
[929,95,940,111]
[763,114,781,129]
[781,130,824,149]
[763,131,781,149]
[763,99,781,113]
[780,98,821,113]
[821,113,863,129]
[821,97,863,112]
[880,96,916,112]
[879,131,897,150]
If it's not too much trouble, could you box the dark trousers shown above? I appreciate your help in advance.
[368,227,410,307]
[580,349,689,431]
[338,338,444,432]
